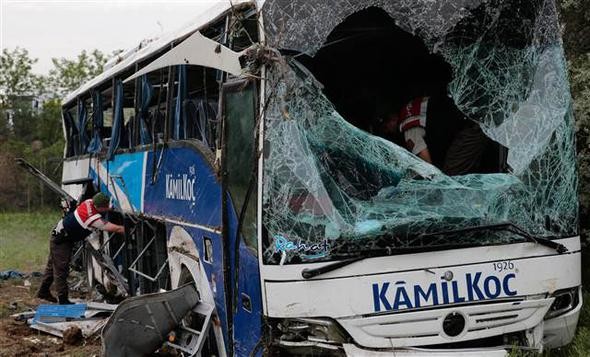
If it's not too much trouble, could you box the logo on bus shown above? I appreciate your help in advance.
[165,171,196,202]
[372,272,517,312]
[273,235,331,259]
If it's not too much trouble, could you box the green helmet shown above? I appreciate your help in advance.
[92,192,110,209]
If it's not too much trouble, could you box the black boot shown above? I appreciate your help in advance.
[58,295,74,305]
[37,284,57,303]
[36,290,58,303]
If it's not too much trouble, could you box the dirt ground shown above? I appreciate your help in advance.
[0,277,101,357]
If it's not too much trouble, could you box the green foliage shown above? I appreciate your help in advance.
[556,0,590,239]
[568,55,590,235]
[0,137,64,211]
[9,102,37,143]
[47,49,110,98]
[0,47,45,108]
[0,48,114,210]
[36,99,64,144]
[559,0,590,56]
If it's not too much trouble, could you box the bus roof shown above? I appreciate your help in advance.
[63,0,262,106]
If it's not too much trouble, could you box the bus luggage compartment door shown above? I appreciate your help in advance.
[101,283,199,357]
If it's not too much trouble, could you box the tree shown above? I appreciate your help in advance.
[0,48,45,140]
[569,55,590,235]
[559,0,590,56]
[46,49,111,98]
[559,0,590,237]
[36,99,64,145]
[0,47,119,209]
[0,47,45,108]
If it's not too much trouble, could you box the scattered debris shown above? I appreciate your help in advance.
[27,303,113,340]
[63,326,83,345]
[34,303,87,323]
[30,318,107,339]
[22,336,43,345]
[0,270,42,280]
[0,278,101,356]
[11,310,35,322]
[0,270,24,280]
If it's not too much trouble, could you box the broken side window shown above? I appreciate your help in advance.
[87,91,105,153]
[171,65,220,151]
[63,106,78,158]
[106,80,125,160]
[101,86,114,149]
[77,98,90,154]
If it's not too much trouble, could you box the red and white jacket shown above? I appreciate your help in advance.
[73,199,104,229]
[398,97,429,155]
[55,199,107,242]
[398,96,429,132]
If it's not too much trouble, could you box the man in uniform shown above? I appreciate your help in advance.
[379,55,490,175]
[37,192,125,304]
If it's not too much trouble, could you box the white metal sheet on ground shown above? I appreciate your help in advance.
[29,319,107,338]
[86,302,118,311]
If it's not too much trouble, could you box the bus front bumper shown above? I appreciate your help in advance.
[342,344,508,356]
[270,287,582,356]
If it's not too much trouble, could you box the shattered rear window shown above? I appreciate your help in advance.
[260,0,578,264]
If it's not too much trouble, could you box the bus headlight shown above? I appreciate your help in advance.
[544,287,580,320]
[271,317,349,347]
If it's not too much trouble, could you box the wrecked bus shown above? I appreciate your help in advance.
[56,0,580,355]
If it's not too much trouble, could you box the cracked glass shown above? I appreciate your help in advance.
[260,0,578,264]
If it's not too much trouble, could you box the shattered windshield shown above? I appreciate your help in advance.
[260,0,578,264]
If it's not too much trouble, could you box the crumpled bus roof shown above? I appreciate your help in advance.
[63,0,262,105]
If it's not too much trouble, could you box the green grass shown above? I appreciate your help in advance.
[0,210,61,272]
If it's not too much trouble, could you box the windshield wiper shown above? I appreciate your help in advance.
[301,246,400,279]
[419,222,568,254]
[300,222,567,280]
[301,256,366,279]
[301,243,476,279]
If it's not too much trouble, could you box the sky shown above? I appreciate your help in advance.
[1,0,225,74]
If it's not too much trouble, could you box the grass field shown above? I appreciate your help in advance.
[0,211,587,355]
[0,210,61,272]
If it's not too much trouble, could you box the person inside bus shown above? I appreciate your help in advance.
[378,55,490,175]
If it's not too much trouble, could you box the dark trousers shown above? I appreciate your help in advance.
[443,123,490,176]
[39,237,74,300]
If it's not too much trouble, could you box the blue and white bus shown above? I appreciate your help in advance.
[59,1,581,355]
